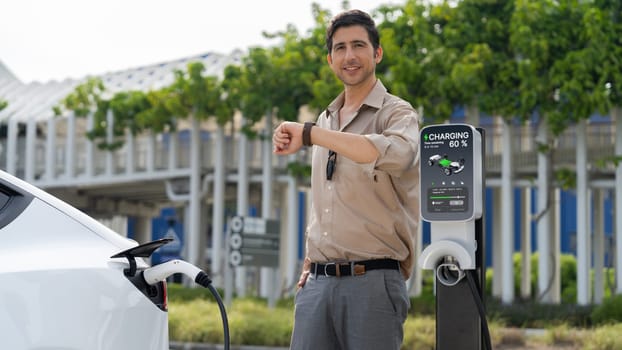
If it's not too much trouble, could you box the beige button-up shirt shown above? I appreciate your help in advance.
[306,80,420,279]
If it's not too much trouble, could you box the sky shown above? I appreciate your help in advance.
[0,0,405,83]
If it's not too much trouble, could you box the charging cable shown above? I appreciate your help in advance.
[143,260,230,350]
[465,269,492,350]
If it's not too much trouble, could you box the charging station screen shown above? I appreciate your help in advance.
[428,186,468,212]
[420,124,476,221]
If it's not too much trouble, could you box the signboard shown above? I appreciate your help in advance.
[420,124,483,222]
[228,216,280,267]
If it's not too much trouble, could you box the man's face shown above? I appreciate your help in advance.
[327,25,382,88]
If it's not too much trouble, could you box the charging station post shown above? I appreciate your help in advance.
[418,124,488,350]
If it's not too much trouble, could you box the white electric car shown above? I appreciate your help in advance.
[0,170,170,350]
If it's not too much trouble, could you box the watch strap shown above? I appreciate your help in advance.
[303,122,315,147]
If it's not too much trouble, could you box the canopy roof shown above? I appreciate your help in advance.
[0,50,243,123]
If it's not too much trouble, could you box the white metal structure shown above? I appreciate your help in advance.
[0,50,300,301]
[1,52,622,306]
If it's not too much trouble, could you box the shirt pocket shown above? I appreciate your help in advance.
[370,170,400,211]
[339,159,400,212]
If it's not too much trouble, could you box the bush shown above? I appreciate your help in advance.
[402,316,435,350]
[169,298,293,346]
[582,323,622,350]
[167,286,622,348]
[168,295,436,349]
[169,299,228,343]
[485,252,579,304]
[485,298,593,328]
[544,324,585,347]
[167,282,217,302]
[409,291,436,316]
[591,294,622,325]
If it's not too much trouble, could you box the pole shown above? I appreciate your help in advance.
[435,127,486,350]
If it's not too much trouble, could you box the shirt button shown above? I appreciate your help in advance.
[324,209,329,213]
[327,185,332,190]
[323,232,328,236]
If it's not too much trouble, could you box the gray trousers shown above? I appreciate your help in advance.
[289,269,410,350]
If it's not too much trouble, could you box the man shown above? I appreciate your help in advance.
[272,9,420,350]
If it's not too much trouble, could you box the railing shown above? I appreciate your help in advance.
[0,119,616,188]
[482,121,616,176]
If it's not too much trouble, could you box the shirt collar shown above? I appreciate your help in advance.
[324,79,387,119]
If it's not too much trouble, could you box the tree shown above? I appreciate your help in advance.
[510,0,589,134]
[378,0,457,122]
[55,0,622,154]
[57,62,233,149]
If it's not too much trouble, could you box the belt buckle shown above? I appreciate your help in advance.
[324,262,336,277]
[323,261,362,277]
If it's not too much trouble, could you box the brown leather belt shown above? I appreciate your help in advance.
[310,259,399,277]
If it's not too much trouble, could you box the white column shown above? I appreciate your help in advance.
[552,189,561,303]
[521,188,532,299]
[285,154,300,297]
[615,106,622,294]
[211,126,226,287]
[65,113,76,178]
[261,115,277,307]
[501,119,515,304]
[85,113,95,178]
[236,118,249,298]
[492,188,502,298]
[146,132,155,173]
[465,104,480,126]
[25,119,37,182]
[133,216,152,245]
[6,119,18,175]
[536,122,554,303]
[45,117,56,181]
[105,110,114,176]
[125,129,135,175]
[188,117,202,270]
[593,189,605,304]
[576,119,590,305]
[408,220,423,296]
[168,130,178,170]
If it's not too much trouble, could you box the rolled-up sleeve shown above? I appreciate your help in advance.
[364,105,419,178]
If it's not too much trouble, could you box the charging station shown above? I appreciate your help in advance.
[418,123,490,350]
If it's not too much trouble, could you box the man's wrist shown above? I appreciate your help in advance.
[303,122,315,147]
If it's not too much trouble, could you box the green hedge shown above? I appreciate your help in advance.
[167,296,437,349]
[591,294,622,325]
[167,285,622,348]
[167,251,622,346]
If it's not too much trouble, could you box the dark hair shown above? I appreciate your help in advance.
[326,9,380,54]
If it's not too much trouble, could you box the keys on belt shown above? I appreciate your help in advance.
[310,259,399,277]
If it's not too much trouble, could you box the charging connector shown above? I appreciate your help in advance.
[141,259,229,350]
[143,259,202,284]
[436,256,466,287]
